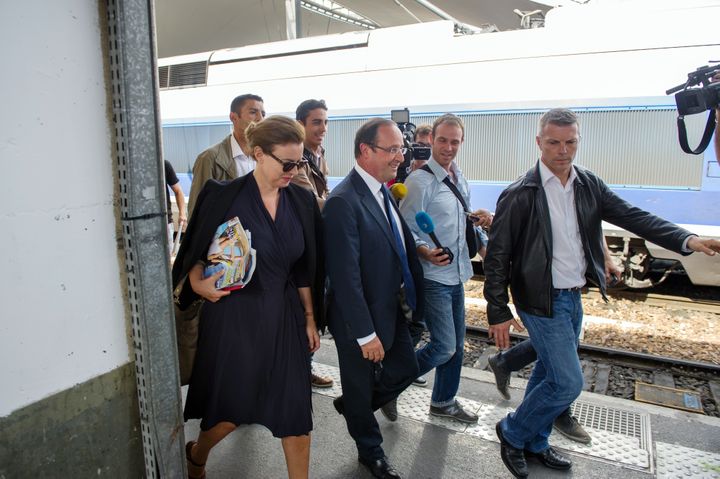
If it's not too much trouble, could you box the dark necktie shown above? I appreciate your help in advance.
[380,185,417,311]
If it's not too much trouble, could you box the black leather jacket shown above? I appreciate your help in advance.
[483,162,692,325]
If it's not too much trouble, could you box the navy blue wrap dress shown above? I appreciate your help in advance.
[184,176,312,438]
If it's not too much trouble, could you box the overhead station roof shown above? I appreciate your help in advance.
[155,0,554,58]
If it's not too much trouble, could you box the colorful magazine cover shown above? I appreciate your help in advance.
[203,217,256,291]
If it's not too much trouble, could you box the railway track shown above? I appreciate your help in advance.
[586,288,720,314]
[462,325,720,417]
[470,273,720,314]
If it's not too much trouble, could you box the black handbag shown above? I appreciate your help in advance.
[421,165,479,258]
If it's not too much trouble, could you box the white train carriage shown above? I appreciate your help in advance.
[159,0,720,287]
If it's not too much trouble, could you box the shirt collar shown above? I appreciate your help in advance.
[303,145,324,161]
[538,159,577,187]
[354,163,383,196]
[426,156,461,182]
[230,134,246,159]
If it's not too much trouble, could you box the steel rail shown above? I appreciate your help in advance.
[584,288,720,314]
[465,324,720,374]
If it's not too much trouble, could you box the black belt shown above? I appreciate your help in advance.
[553,286,582,292]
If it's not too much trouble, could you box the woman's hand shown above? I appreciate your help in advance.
[305,313,320,353]
[188,263,230,303]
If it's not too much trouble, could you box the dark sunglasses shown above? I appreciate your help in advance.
[266,151,308,172]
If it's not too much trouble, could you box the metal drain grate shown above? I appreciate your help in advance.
[571,401,644,440]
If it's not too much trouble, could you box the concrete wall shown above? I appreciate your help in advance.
[0,1,143,475]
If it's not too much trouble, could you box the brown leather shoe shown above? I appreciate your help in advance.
[185,441,206,479]
[553,410,592,444]
[311,372,334,388]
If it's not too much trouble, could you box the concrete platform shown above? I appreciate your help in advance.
[183,338,720,478]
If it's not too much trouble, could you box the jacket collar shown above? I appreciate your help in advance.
[348,169,400,255]
[523,160,585,188]
[216,135,238,178]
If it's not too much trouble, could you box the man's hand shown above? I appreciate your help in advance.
[417,245,451,266]
[604,256,623,286]
[360,336,385,363]
[488,318,524,350]
[469,208,493,229]
[687,236,720,256]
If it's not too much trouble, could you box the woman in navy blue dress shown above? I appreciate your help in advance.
[172,116,325,479]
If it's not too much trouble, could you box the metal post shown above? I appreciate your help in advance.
[286,0,298,39]
[106,0,186,476]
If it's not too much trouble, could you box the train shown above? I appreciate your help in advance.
[158,0,720,288]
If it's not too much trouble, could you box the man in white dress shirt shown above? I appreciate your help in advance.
[187,94,265,217]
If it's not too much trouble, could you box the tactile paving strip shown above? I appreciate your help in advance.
[311,362,343,398]
[656,442,720,478]
[396,386,484,432]
[312,363,653,471]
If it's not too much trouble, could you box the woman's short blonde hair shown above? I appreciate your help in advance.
[245,115,305,155]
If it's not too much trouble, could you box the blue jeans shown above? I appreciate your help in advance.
[415,279,465,407]
[500,290,584,452]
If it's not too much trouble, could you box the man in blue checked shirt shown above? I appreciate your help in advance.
[398,113,493,423]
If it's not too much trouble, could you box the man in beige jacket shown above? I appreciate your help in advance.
[294,99,330,209]
[187,94,265,218]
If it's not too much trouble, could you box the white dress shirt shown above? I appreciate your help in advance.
[231,134,256,177]
[538,161,587,289]
[353,164,405,346]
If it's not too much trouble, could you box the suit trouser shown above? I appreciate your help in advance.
[335,315,419,460]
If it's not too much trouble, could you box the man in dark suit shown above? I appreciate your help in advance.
[323,118,423,479]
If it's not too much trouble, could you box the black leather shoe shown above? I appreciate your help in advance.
[488,353,511,400]
[525,446,572,470]
[358,455,401,479]
[429,400,478,423]
[333,396,344,415]
[380,399,398,422]
[495,422,528,479]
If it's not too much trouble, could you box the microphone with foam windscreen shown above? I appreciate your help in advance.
[389,182,407,202]
[415,211,454,264]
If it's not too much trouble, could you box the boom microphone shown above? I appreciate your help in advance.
[415,211,454,264]
[389,182,407,201]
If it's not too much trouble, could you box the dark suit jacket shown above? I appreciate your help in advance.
[173,175,326,330]
[323,169,423,350]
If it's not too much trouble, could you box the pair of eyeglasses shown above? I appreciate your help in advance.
[266,151,308,172]
[370,144,407,156]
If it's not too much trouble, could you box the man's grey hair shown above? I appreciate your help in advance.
[538,108,579,136]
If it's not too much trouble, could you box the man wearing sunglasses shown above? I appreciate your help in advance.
[187,94,265,218]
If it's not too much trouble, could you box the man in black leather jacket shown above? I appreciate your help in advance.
[485,108,720,479]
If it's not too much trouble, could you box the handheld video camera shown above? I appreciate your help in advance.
[666,61,720,154]
[391,108,431,183]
